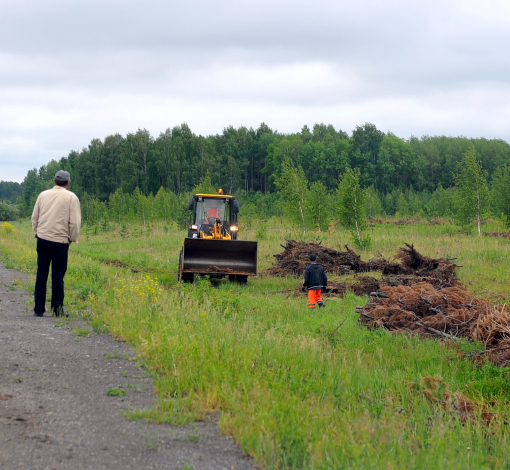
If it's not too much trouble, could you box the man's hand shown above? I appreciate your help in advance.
[301,285,306,292]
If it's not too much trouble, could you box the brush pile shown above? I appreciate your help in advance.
[269,239,510,366]
[358,282,510,366]
[483,231,510,238]
[267,240,458,290]
[267,239,366,276]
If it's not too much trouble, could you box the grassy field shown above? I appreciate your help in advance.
[1,218,510,469]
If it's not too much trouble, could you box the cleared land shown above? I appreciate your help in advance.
[1,218,510,469]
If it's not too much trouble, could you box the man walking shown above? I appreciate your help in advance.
[302,254,327,309]
[31,170,81,317]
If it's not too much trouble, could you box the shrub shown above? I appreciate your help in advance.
[0,202,20,221]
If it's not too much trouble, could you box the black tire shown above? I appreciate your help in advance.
[182,272,195,283]
[234,275,248,284]
[178,250,194,283]
[178,250,183,281]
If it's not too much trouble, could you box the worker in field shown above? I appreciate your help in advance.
[31,170,81,317]
[302,254,327,309]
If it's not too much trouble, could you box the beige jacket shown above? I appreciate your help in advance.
[31,186,81,244]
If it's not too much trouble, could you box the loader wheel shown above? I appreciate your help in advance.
[182,272,195,283]
[178,251,194,283]
[235,275,248,284]
[228,274,247,284]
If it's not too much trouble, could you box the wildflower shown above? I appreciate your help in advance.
[2,222,16,234]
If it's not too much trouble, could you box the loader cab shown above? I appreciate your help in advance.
[187,193,240,240]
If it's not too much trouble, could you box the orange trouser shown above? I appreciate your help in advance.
[308,288,323,309]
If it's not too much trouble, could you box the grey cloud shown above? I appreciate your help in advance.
[1,0,510,181]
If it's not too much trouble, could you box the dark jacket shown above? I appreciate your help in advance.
[303,263,327,290]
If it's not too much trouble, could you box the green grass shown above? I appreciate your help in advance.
[73,328,91,337]
[106,388,127,396]
[2,218,510,469]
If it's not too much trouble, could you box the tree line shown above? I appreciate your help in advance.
[2,122,510,232]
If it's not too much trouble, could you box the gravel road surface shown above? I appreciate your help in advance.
[0,260,255,470]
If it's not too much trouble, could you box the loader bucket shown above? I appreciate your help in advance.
[182,238,258,276]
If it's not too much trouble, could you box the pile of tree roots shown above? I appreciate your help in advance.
[483,231,510,238]
[267,239,458,290]
[358,283,510,366]
[268,239,510,366]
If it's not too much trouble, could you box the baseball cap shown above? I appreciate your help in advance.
[55,170,71,182]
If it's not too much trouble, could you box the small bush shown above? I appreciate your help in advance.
[0,202,20,221]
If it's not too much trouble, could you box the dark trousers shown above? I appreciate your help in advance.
[34,237,69,316]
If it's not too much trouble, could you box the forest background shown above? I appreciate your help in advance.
[2,121,510,231]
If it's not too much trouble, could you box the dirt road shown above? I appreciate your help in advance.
[0,260,254,470]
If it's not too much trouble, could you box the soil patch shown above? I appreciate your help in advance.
[102,259,158,274]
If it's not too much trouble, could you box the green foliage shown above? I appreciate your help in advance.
[275,157,310,234]
[337,168,370,248]
[0,202,20,221]
[423,184,456,221]
[364,186,384,218]
[491,165,510,228]
[307,181,331,232]
[378,135,416,192]
[454,146,489,235]
[192,171,216,194]
[0,181,22,203]
[12,122,510,230]
[118,128,154,196]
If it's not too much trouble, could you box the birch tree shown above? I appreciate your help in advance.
[454,146,489,235]
[337,168,369,248]
[276,157,309,234]
[307,181,330,232]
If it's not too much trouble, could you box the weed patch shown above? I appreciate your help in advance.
[73,328,90,337]
[106,388,126,397]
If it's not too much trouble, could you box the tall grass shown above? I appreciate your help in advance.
[1,218,510,469]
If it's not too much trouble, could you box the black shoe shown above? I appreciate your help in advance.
[53,307,66,317]
[34,313,44,317]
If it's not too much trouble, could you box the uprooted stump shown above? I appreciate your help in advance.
[313,276,380,297]
[417,376,493,425]
[267,239,366,276]
[267,239,459,290]
[483,231,510,238]
[358,282,510,367]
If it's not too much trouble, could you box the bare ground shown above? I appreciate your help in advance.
[0,260,255,470]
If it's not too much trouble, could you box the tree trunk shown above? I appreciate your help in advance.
[477,186,481,236]
[354,192,362,246]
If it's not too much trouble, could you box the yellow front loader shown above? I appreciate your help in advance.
[178,191,258,283]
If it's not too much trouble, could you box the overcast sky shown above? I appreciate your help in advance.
[1,0,510,182]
